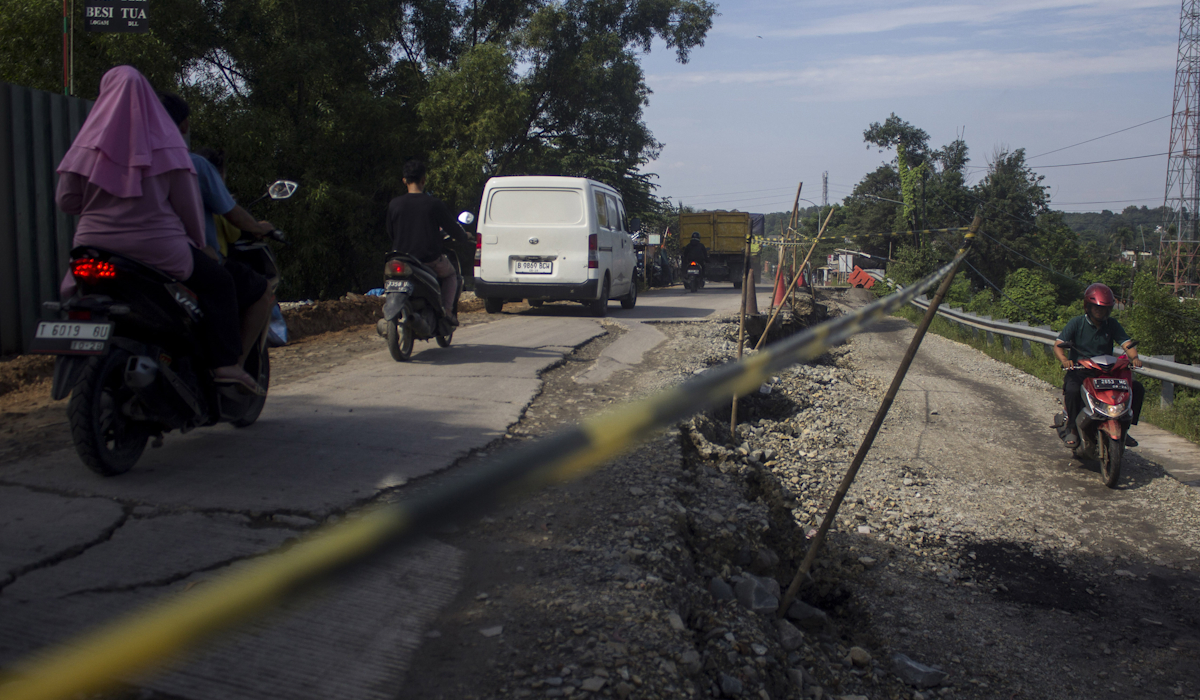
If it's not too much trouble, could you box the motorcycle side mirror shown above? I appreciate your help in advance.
[630,217,642,233]
[1125,340,1138,349]
[457,211,476,226]
[268,180,299,200]
[1058,341,1075,350]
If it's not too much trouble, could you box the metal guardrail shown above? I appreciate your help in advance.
[909,296,1200,394]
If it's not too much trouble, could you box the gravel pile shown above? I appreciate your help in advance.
[413,310,1200,700]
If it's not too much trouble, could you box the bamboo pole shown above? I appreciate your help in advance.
[777,211,982,616]
[730,231,754,435]
[754,207,835,350]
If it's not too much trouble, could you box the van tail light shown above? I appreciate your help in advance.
[70,258,117,284]
[588,233,598,269]
[475,233,482,269]
[385,260,408,277]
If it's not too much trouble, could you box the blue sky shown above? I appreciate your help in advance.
[637,0,1180,215]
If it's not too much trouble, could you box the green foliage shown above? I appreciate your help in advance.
[947,274,972,307]
[886,244,942,286]
[4,0,716,299]
[966,289,995,316]
[998,268,1058,326]
[1123,271,1200,364]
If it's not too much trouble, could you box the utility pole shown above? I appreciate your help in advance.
[1162,0,1200,297]
[821,172,828,208]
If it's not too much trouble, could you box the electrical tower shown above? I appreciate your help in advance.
[1162,0,1200,296]
[822,172,828,207]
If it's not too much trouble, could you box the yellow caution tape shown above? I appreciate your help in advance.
[0,238,974,700]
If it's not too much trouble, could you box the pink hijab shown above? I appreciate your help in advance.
[57,65,194,198]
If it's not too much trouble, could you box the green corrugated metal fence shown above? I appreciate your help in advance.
[0,82,93,355]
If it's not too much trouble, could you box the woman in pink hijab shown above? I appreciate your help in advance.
[56,65,259,392]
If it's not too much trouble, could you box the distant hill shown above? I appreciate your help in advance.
[1057,205,1168,249]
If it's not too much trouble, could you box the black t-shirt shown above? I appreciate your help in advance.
[386,192,468,263]
[682,241,707,264]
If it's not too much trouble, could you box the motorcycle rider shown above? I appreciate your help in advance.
[1053,283,1144,448]
[386,160,470,324]
[54,66,257,393]
[159,93,275,371]
[682,231,708,282]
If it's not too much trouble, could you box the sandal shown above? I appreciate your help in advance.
[1063,432,1079,448]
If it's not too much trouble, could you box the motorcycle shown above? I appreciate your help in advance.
[376,212,470,362]
[1052,340,1138,488]
[685,260,704,293]
[29,180,298,476]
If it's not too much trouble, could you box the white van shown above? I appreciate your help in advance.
[472,176,638,317]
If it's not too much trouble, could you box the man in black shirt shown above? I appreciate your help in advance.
[682,232,707,268]
[386,160,470,324]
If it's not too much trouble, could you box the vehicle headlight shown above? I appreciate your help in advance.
[1086,393,1128,418]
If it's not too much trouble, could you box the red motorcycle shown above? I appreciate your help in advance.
[1052,340,1137,488]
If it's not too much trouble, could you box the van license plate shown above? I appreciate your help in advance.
[516,261,553,274]
[29,321,113,355]
[385,280,413,292]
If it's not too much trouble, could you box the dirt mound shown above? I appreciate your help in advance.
[283,291,485,342]
[0,355,55,398]
[282,294,384,341]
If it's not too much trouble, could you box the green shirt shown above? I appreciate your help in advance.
[1057,314,1131,360]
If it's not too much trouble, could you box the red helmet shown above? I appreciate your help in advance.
[1083,283,1115,307]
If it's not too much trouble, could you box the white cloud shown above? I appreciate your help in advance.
[718,0,1177,39]
[649,45,1175,101]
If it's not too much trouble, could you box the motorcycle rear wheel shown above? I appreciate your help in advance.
[1099,432,1123,488]
[68,349,149,476]
[232,342,271,427]
[387,305,414,362]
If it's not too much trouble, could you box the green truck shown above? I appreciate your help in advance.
[678,211,765,288]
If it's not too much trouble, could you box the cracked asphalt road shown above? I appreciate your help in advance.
[0,285,761,700]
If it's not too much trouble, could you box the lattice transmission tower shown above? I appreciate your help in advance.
[1162,0,1200,296]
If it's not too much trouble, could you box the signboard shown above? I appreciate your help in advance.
[85,0,150,33]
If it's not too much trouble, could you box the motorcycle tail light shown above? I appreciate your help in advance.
[70,258,117,284]
[68,310,92,320]
[385,260,408,277]
[588,233,598,269]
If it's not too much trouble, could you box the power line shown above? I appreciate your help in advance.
[1031,152,1168,169]
[1027,115,1172,160]
[1052,198,1162,206]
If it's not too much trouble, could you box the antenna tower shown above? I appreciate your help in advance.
[822,172,828,207]
[1162,0,1200,296]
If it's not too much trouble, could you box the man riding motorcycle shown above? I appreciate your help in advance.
[682,231,708,275]
[1053,283,1144,448]
[386,160,470,325]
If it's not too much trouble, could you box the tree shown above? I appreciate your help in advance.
[998,269,1058,326]
[1,0,717,299]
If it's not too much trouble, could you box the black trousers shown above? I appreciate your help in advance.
[1063,368,1144,431]
[185,247,242,368]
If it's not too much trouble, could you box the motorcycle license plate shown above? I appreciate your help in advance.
[28,321,113,355]
[1093,378,1129,391]
[687,269,699,275]
[515,261,552,274]
[385,280,413,293]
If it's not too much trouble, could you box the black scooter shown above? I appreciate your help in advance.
[29,180,297,476]
[376,212,471,362]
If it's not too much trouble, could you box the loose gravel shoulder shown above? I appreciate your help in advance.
[403,307,1200,700]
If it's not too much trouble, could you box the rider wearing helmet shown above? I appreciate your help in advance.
[1053,283,1144,448]
[682,231,708,269]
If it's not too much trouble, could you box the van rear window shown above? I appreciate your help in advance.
[488,189,583,225]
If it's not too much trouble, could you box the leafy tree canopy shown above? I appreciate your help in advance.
[2,0,715,298]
